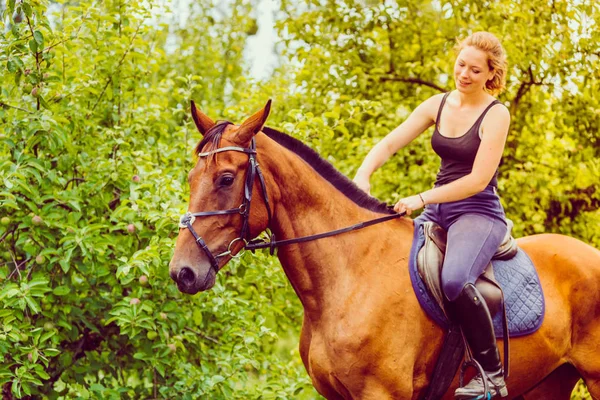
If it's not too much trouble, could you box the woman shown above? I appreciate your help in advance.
[354,32,511,399]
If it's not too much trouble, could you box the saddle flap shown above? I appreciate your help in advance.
[417,222,447,317]
[416,221,505,318]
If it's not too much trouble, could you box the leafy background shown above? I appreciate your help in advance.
[0,0,598,398]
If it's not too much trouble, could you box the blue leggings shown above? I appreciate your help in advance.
[417,186,507,301]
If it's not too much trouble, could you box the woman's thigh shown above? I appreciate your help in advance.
[441,213,507,301]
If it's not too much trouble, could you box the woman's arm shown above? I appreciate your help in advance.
[353,95,442,193]
[395,104,511,214]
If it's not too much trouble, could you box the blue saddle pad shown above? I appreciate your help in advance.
[409,218,545,338]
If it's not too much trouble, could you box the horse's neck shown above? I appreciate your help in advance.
[259,137,412,319]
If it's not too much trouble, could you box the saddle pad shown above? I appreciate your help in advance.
[409,218,545,338]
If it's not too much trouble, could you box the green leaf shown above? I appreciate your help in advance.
[7,60,17,73]
[22,3,32,18]
[34,369,50,380]
[33,30,44,46]
[24,296,40,314]
[59,259,70,273]
[29,39,37,53]
[52,286,70,296]
[38,96,51,110]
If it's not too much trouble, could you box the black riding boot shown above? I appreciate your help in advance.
[450,283,508,399]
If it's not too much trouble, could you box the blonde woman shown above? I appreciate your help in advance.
[354,32,511,399]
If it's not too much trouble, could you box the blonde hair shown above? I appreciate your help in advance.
[455,32,508,95]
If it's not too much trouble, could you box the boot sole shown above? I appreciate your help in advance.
[454,387,508,400]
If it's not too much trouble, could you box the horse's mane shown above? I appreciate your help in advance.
[262,126,394,215]
[193,122,394,215]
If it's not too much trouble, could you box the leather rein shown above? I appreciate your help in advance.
[178,137,406,274]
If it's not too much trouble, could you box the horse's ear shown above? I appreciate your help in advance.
[191,100,215,136]
[235,99,272,144]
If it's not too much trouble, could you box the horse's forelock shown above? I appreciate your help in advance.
[194,121,233,160]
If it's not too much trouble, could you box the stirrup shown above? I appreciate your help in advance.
[456,360,507,399]
[459,359,490,397]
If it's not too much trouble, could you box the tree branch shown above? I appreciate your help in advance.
[184,327,220,344]
[0,101,34,114]
[511,66,545,114]
[63,177,86,190]
[378,75,446,92]
[90,21,143,113]
[0,228,15,245]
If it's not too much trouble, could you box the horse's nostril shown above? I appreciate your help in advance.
[178,267,196,286]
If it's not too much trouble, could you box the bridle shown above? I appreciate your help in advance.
[178,137,271,273]
[178,135,405,274]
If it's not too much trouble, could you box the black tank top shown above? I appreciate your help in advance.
[431,92,501,188]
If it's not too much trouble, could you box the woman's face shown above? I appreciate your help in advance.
[454,46,495,94]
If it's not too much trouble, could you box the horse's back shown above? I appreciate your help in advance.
[517,233,600,363]
[517,233,600,289]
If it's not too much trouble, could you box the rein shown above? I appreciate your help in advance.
[178,137,405,273]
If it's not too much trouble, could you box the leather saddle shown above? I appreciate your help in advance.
[417,219,518,319]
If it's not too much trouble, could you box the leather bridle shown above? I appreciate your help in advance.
[178,137,271,273]
[178,135,405,275]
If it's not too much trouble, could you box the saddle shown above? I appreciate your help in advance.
[417,219,518,319]
[417,219,518,400]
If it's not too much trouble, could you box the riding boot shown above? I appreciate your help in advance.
[450,283,508,399]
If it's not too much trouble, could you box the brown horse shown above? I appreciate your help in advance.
[169,101,600,400]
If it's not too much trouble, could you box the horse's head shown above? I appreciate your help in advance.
[169,100,273,294]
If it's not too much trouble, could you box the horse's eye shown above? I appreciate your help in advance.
[218,175,235,187]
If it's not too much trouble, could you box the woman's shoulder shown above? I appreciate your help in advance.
[425,92,449,105]
[417,92,449,119]
[486,98,510,118]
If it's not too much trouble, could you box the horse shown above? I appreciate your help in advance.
[169,100,600,400]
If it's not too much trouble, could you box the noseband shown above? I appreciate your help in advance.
[178,137,272,273]
[178,136,405,275]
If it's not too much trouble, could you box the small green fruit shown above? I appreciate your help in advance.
[147,331,157,340]
[43,322,54,331]
[1,217,9,225]
[35,255,44,264]
[32,215,42,225]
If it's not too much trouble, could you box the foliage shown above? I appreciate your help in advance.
[0,0,313,398]
[0,0,598,399]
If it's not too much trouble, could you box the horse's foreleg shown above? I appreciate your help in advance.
[357,377,413,400]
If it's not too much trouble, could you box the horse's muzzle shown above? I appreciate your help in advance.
[170,264,216,294]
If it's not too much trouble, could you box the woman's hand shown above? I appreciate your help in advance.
[394,194,425,215]
[353,172,371,195]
